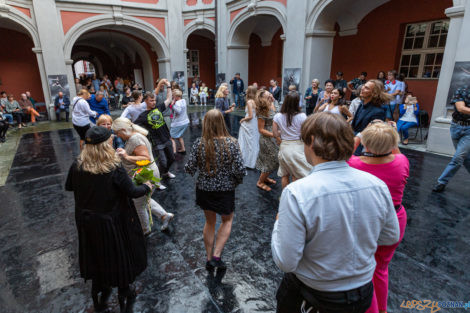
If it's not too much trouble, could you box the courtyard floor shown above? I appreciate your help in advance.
[0,108,468,312]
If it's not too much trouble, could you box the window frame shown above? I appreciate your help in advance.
[186,50,199,78]
[399,19,449,80]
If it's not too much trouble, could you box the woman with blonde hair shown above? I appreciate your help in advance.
[238,85,260,168]
[65,126,152,313]
[348,121,408,313]
[72,89,97,149]
[255,89,279,191]
[170,89,189,153]
[96,114,124,149]
[215,84,235,133]
[185,109,245,272]
[112,117,174,233]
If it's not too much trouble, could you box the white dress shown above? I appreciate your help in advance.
[238,104,260,168]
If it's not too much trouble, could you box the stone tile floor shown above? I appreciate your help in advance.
[0,109,468,312]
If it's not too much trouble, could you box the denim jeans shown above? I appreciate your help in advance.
[382,104,396,120]
[437,123,470,185]
[397,120,417,139]
[2,113,13,124]
[234,93,242,108]
[56,107,70,121]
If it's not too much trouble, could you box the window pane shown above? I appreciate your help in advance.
[431,21,444,34]
[406,24,416,36]
[435,53,443,65]
[399,67,409,78]
[428,35,439,48]
[441,21,449,34]
[414,37,424,49]
[409,67,419,78]
[425,53,435,65]
[404,38,414,49]
[438,34,447,47]
[432,66,441,78]
[417,24,427,36]
[423,66,433,78]
[401,55,411,66]
[410,54,421,66]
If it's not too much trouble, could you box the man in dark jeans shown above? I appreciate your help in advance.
[433,86,470,192]
[135,88,176,179]
[272,113,399,313]
[54,91,70,122]
[229,73,244,108]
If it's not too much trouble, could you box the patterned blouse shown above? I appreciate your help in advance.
[185,137,246,191]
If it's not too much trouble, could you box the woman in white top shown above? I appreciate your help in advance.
[273,91,312,188]
[112,117,174,233]
[120,90,146,122]
[190,83,199,105]
[170,89,190,153]
[238,86,260,168]
[72,89,97,150]
[315,88,352,120]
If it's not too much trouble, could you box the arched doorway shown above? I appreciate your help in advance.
[228,13,285,89]
[63,15,170,95]
[185,29,216,101]
[0,17,44,102]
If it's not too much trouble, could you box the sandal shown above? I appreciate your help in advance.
[265,178,276,185]
[257,182,271,191]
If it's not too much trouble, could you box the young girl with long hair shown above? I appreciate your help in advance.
[273,91,312,188]
[315,88,352,120]
[185,109,245,272]
[238,85,260,168]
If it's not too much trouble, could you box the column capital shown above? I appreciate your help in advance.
[157,57,170,63]
[227,44,250,49]
[445,5,465,18]
[305,30,336,38]
[65,59,74,65]
[280,34,286,41]
[32,47,43,54]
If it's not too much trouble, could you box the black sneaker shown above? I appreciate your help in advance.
[206,260,215,272]
[432,183,446,192]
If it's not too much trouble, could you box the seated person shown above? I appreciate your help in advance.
[54,91,71,122]
[0,111,9,142]
[19,93,40,125]
[87,91,110,123]
[397,94,419,145]
[5,95,26,128]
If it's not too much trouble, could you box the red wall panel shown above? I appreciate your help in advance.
[248,27,283,88]
[330,0,452,117]
[0,28,44,102]
[187,34,215,89]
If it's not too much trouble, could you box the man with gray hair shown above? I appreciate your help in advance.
[87,90,109,123]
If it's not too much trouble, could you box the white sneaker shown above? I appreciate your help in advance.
[157,183,167,190]
[164,172,176,179]
[161,213,174,231]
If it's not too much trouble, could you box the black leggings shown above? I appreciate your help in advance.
[0,121,9,138]
[12,112,23,124]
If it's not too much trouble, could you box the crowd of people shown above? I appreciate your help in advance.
[61,65,430,313]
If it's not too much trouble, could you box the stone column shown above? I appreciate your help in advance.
[427,0,468,154]
[216,0,229,77]
[31,0,69,120]
[32,47,51,107]
[302,30,336,93]
[166,0,187,92]
[226,45,249,86]
[283,0,307,93]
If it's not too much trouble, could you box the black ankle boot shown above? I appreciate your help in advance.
[118,285,137,313]
[92,290,105,312]
[100,287,112,309]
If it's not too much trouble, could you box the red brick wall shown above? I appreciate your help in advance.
[187,34,215,89]
[0,28,44,102]
[330,0,452,117]
[248,27,283,87]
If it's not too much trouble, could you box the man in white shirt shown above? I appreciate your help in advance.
[272,112,400,313]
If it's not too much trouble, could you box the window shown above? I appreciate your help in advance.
[399,20,449,79]
[186,50,199,78]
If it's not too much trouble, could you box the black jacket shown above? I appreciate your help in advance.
[65,161,150,287]
[352,102,386,133]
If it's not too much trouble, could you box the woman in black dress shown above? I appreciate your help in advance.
[65,127,152,313]
[185,109,246,272]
